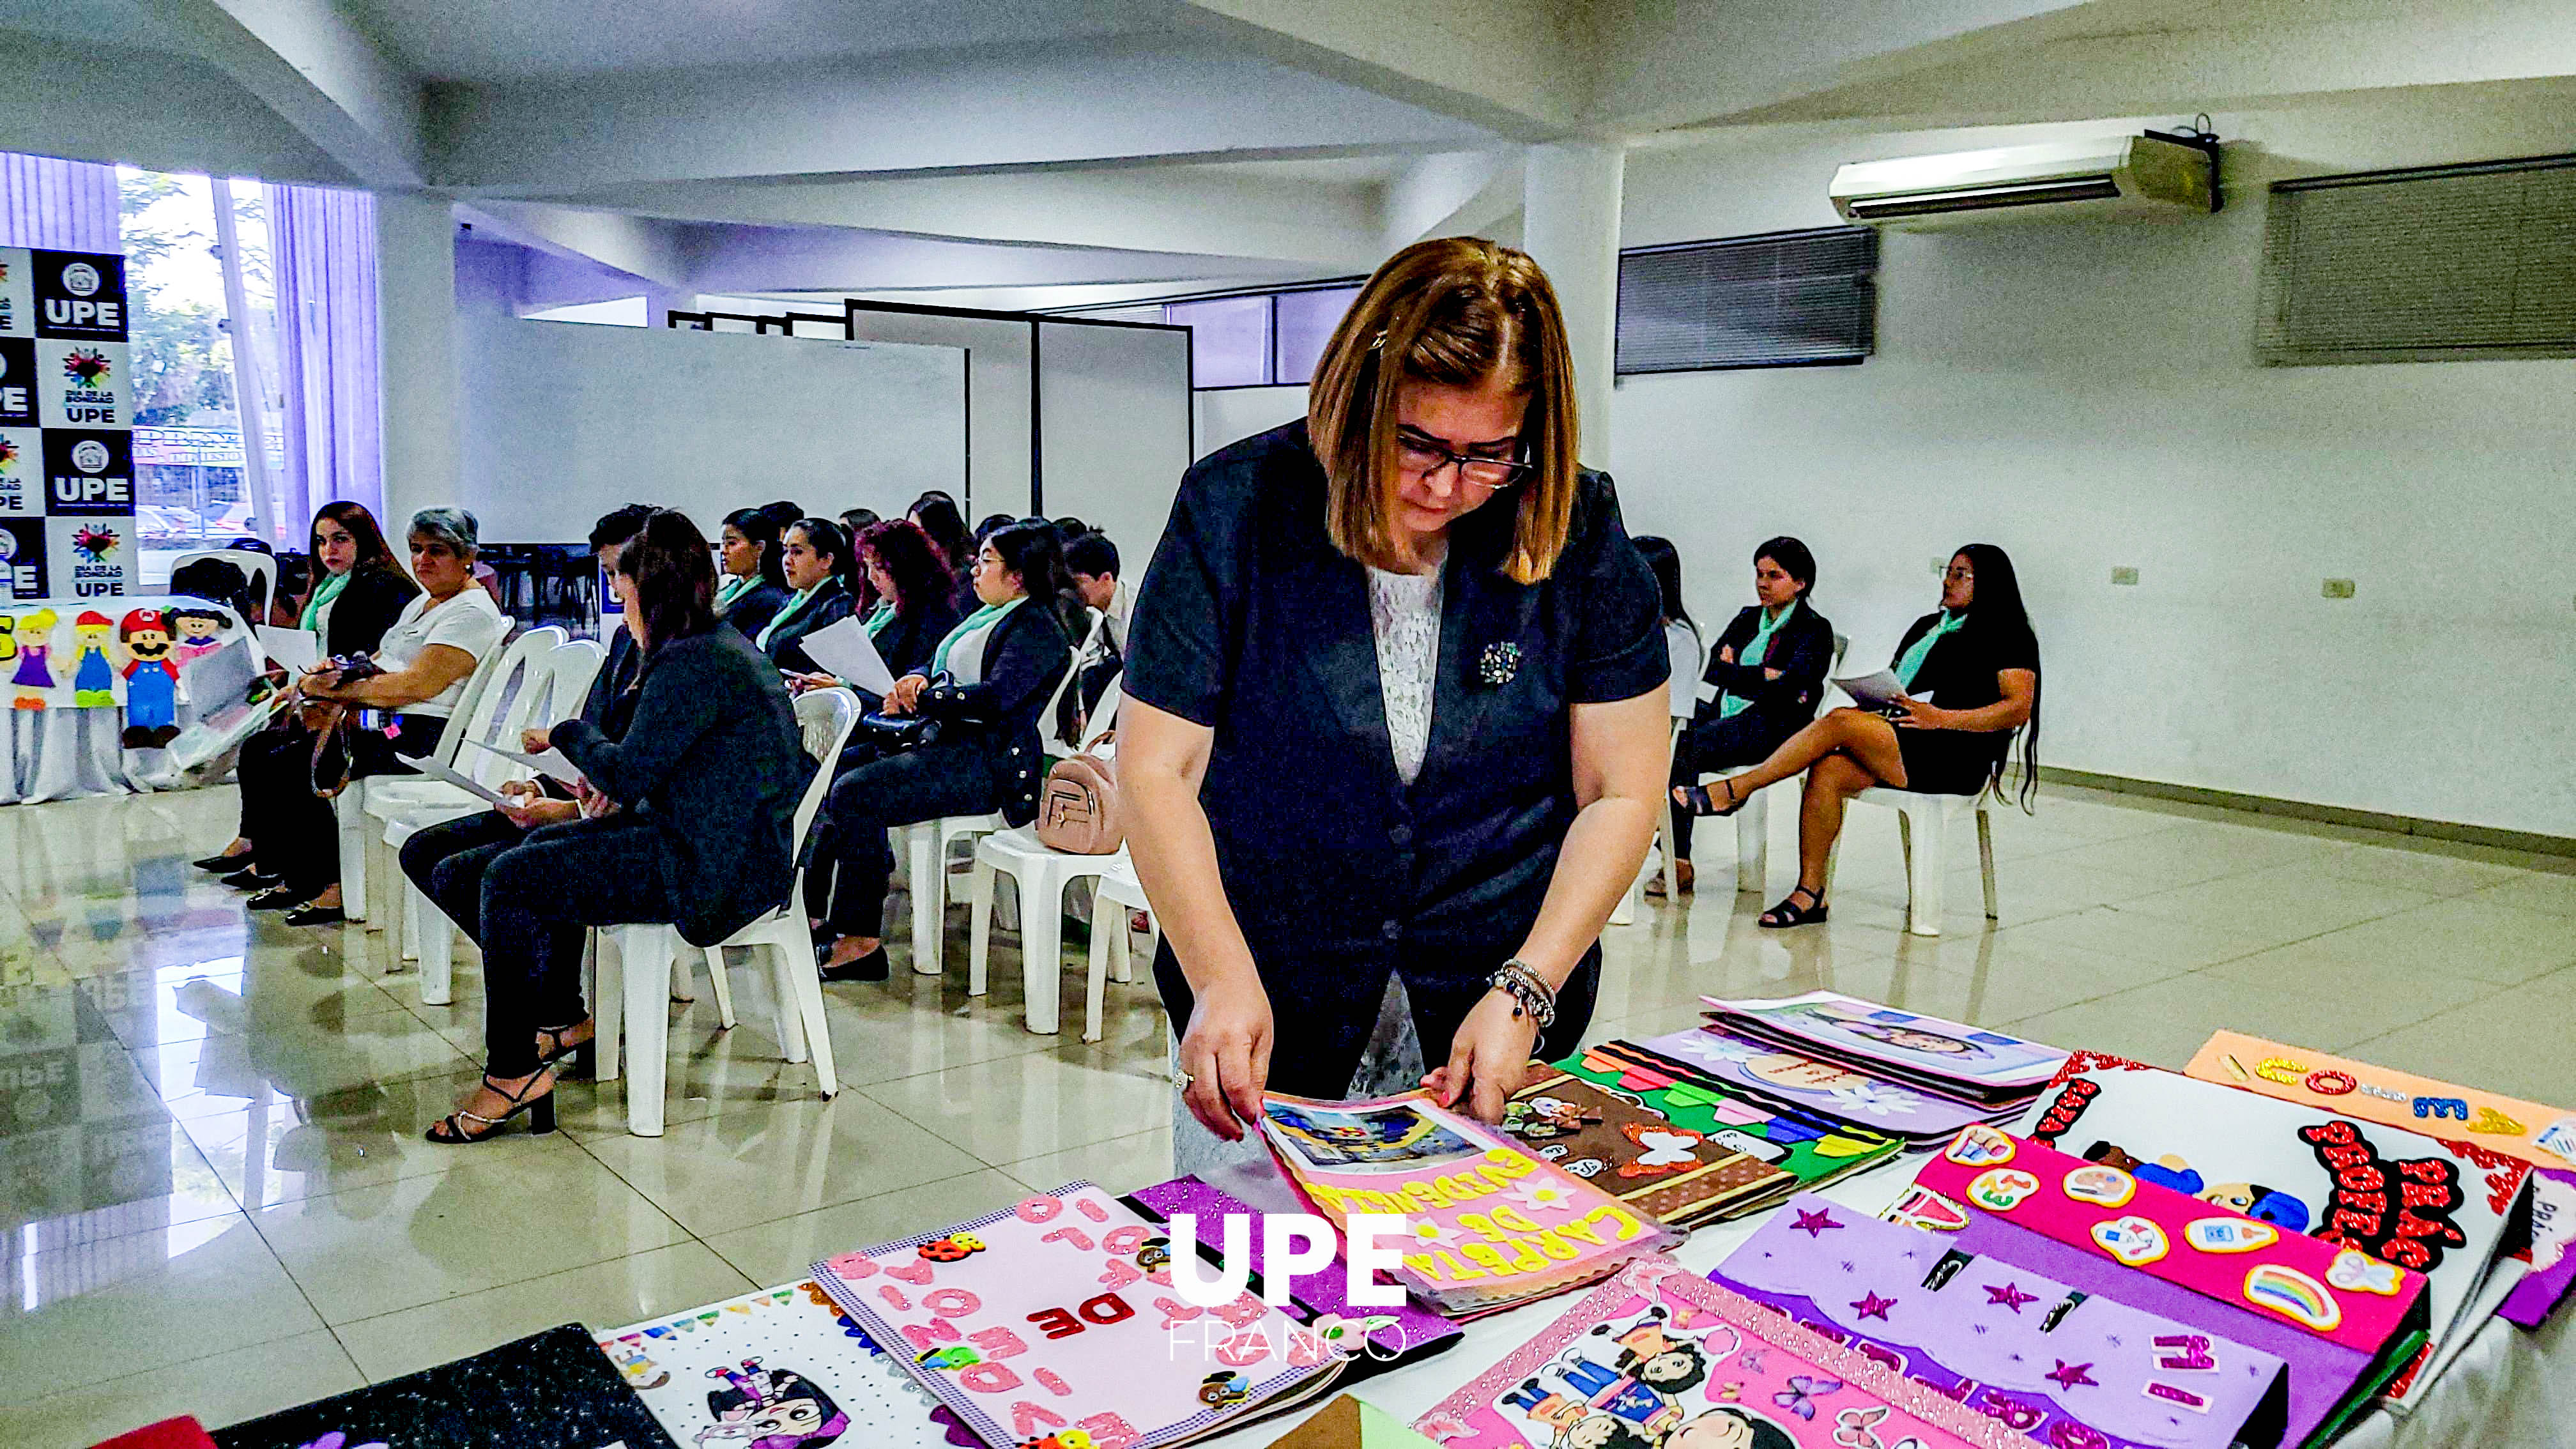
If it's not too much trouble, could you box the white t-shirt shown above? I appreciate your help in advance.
[376,587,507,717]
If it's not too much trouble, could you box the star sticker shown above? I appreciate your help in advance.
[1984,1282,2039,1314]
[1850,1291,1897,1321]
[2047,1361,2098,1390]
[1792,1209,1843,1239]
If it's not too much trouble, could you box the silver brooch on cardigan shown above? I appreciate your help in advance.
[1476,641,1523,686]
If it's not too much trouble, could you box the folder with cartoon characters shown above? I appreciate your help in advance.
[1897,1127,2428,1449]
[1713,1190,2292,1449]
[1498,1060,1799,1229]
[1557,1041,1904,1202]
[598,1280,957,1449]
[1413,1257,2023,1449]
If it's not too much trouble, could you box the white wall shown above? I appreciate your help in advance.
[1034,321,1193,565]
[843,308,1034,518]
[1193,387,1308,462]
[1609,107,2576,838]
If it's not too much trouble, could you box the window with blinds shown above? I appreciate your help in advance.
[2259,154,2576,365]
[1614,226,1878,374]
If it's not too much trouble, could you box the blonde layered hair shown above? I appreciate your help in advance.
[1307,237,1581,584]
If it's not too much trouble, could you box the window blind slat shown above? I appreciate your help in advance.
[1616,227,1877,374]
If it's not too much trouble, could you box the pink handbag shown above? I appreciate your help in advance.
[1034,740,1121,854]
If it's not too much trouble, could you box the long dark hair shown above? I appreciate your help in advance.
[309,500,397,578]
[908,495,973,571]
[985,521,1086,640]
[1954,542,2042,811]
[786,518,853,592]
[722,506,790,592]
[1632,536,1691,633]
[857,519,949,616]
[615,509,719,651]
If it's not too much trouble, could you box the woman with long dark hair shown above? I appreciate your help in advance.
[839,507,884,613]
[1675,542,2039,928]
[908,493,976,601]
[1660,535,1837,898]
[716,505,793,640]
[806,521,1078,981]
[428,509,806,1143]
[194,501,420,875]
[754,518,858,675]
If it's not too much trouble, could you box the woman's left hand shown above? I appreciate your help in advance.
[1423,990,1542,1123]
[295,668,341,700]
[1888,694,1947,730]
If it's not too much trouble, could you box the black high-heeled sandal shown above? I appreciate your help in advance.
[426,1071,557,1144]
[1758,886,1829,930]
[533,1022,594,1078]
[1673,777,1749,818]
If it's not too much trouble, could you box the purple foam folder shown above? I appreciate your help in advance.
[1713,1192,2289,1449]
[1902,1128,2428,1449]
[1127,1174,1462,1378]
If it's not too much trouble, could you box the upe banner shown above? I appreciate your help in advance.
[0,249,132,599]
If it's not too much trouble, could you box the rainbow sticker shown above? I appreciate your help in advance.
[2244,1264,2342,1331]
[2183,1217,2278,1254]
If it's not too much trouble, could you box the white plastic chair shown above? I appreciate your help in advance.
[167,548,275,625]
[1616,623,1706,925]
[595,687,861,1136]
[332,615,518,923]
[382,638,602,1004]
[963,682,1123,1036]
[1694,632,1848,898]
[1085,853,1156,1045]
[1827,785,2002,937]
[898,616,1105,978]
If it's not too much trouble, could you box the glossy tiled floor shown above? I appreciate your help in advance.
[1,782,2571,1445]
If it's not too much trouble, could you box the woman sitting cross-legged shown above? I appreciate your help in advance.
[1675,542,2039,928]
[231,508,506,926]
[1658,535,1836,898]
[425,509,809,1144]
[806,520,1080,982]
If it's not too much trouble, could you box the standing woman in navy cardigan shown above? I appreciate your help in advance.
[1121,237,1671,1135]
[808,521,1078,981]
[427,509,807,1143]
[1676,543,2039,928]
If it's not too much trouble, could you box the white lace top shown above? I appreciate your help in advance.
[1368,564,1445,785]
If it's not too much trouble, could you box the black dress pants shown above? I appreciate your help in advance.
[1669,711,1798,860]
[809,738,1002,939]
[468,814,684,1077]
[238,717,440,898]
[398,809,526,952]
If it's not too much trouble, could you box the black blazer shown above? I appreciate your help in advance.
[581,628,642,737]
[319,566,420,659]
[871,593,964,680]
[916,599,1075,825]
[1892,611,2039,716]
[1125,418,1667,990]
[1691,601,1836,739]
[717,578,791,643]
[757,581,856,675]
[553,626,807,946]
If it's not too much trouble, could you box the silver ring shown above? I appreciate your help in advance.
[1174,1069,1195,1091]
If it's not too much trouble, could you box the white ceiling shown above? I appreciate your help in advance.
[4,0,2574,305]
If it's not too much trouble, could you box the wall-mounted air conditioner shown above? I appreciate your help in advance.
[1830,130,2220,229]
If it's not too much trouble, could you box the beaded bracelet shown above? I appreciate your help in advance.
[1488,958,1558,1029]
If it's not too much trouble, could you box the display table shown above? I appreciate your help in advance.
[1186,1153,2575,1449]
[0,593,256,804]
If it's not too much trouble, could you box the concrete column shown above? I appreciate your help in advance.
[1521,142,1625,470]
[376,193,459,528]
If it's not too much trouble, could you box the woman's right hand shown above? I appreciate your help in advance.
[1177,975,1273,1141]
[886,673,928,715]
[521,727,551,753]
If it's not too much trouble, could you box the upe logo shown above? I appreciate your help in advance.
[63,350,110,388]
[70,439,109,474]
[61,263,100,298]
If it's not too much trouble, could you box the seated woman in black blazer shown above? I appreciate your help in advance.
[194,500,417,878]
[715,505,793,641]
[784,518,962,700]
[1677,542,2039,928]
[808,520,1078,981]
[427,509,808,1143]
[1661,536,1835,896]
[754,518,858,674]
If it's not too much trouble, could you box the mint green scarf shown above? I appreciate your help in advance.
[1892,610,1968,689]
[862,602,896,639]
[756,583,829,650]
[1717,599,1799,720]
[715,574,759,611]
[931,597,1022,677]
[299,570,349,632]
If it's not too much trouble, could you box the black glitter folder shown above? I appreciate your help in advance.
[213,1324,680,1449]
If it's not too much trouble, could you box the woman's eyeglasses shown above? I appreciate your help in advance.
[1396,435,1533,491]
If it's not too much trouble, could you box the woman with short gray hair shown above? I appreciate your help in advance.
[235,505,511,925]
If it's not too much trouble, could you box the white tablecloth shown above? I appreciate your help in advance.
[1190,1154,2575,1449]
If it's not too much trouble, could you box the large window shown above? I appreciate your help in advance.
[119,169,283,550]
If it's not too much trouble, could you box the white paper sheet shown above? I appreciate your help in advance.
[409,755,512,808]
[797,616,898,696]
[461,736,585,786]
[256,625,320,674]
[1832,669,1908,710]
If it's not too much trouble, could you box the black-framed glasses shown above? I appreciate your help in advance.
[1395,434,1533,491]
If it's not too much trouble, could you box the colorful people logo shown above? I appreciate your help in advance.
[72,524,121,565]
[62,349,111,388]
[119,607,180,747]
